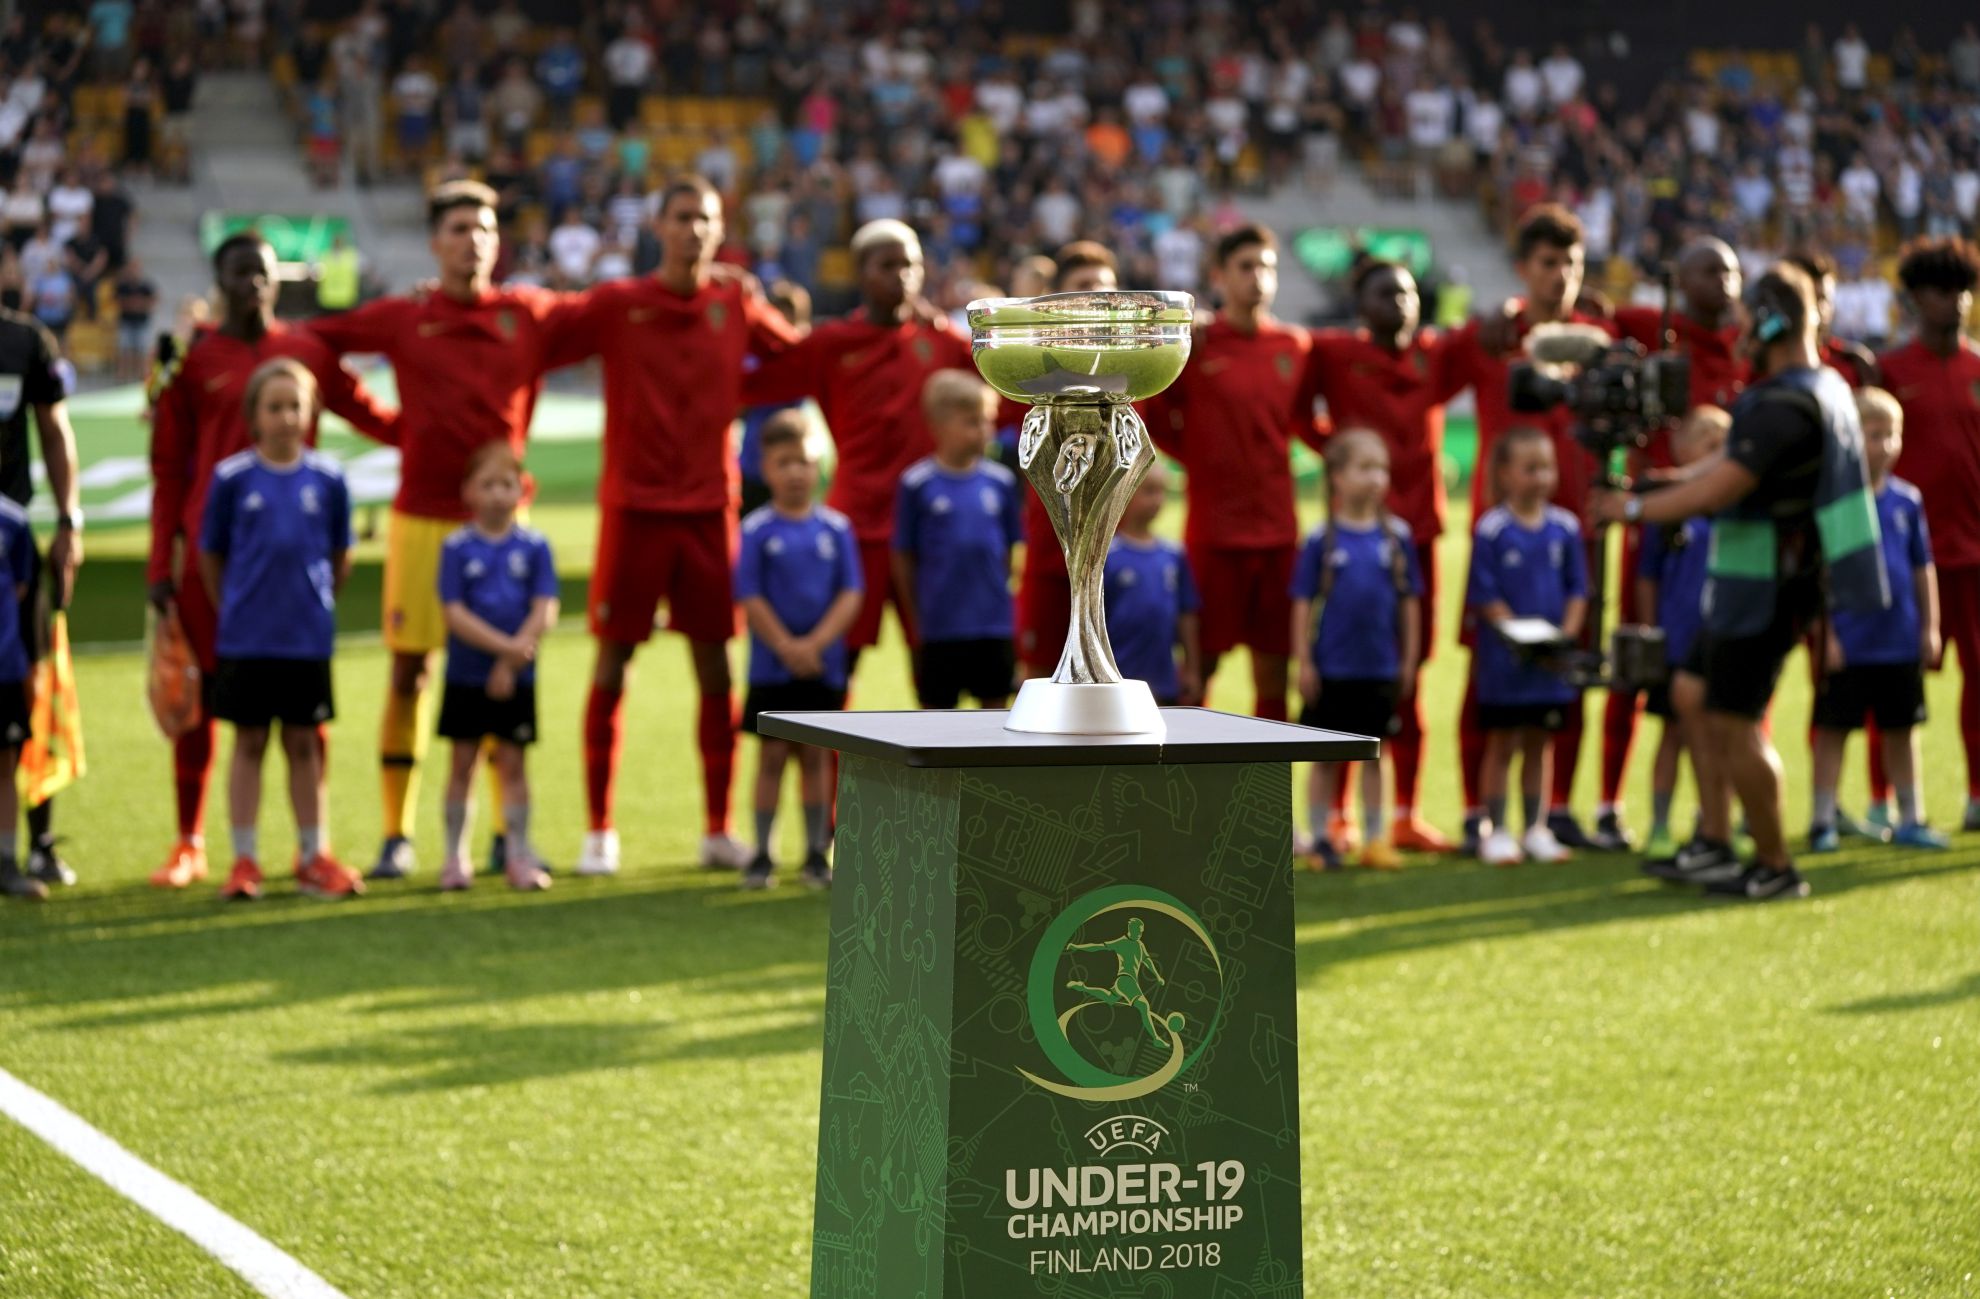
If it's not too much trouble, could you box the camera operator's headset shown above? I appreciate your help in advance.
[1751,298,1792,346]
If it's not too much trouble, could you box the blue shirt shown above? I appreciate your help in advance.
[1290,517,1423,681]
[0,498,36,683]
[735,504,863,687]
[1636,517,1711,665]
[892,457,1021,642]
[536,45,584,100]
[1104,535,1200,700]
[1832,478,1932,666]
[438,525,559,686]
[201,451,351,661]
[1466,505,1588,706]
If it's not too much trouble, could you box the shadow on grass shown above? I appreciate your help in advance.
[1290,840,1980,979]
[1827,969,1980,1015]
[0,870,833,1088]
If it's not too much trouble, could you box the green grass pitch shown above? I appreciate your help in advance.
[3,484,1978,1294]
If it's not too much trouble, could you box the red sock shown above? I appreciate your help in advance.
[1862,714,1889,803]
[1254,693,1288,723]
[173,717,215,839]
[1600,689,1637,805]
[584,683,625,832]
[1459,674,1483,810]
[1552,697,1584,808]
[1391,691,1424,810]
[697,690,737,836]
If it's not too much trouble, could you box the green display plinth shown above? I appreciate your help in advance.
[759,708,1377,1298]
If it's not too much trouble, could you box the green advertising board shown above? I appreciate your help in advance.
[1293,225,1435,280]
[772,710,1374,1297]
[198,211,352,264]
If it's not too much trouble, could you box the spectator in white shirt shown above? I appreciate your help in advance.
[976,72,1024,135]
[1405,81,1453,151]
[1839,153,1880,226]
[45,171,93,247]
[1833,272,1893,345]
[1890,156,1923,235]
[1953,163,1980,224]
[1463,91,1504,161]
[1153,220,1203,293]
[548,208,601,288]
[1503,50,1543,117]
[603,16,653,131]
[1833,24,1869,92]
[1123,75,1168,127]
[1539,44,1583,106]
[1731,157,1774,224]
[1032,176,1081,246]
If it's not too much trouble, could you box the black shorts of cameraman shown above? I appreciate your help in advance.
[1694,564,1824,720]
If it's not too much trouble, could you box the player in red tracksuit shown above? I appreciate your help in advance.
[1882,236,1980,829]
[310,181,590,881]
[146,231,399,890]
[1015,241,1118,683]
[1296,257,1468,850]
[549,176,801,876]
[1142,225,1319,722]
[1438,204,1612,853]
[743,219,973,678]
[1599,237,1746,850]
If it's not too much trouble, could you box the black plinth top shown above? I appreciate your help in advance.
[756,707,1378,768]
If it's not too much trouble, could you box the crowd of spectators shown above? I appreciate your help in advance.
[284,0,1356,309]
[1329,14,1980,344]
[0,4,193,373]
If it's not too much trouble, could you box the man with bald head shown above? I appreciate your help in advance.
[1596,236,1749,851]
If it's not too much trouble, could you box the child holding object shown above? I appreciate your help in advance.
[1634,406,1728,862]
[736,412,864,891]
[1104,460,1203,707]
[435,443,561,891]
[1467,426,1587,866]
[1290,431,1423,871]
[198,359,358,901]
[1808,388,1948,852]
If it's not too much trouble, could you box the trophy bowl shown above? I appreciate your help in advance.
[967,291,1195,405]
[966,290,1195,737]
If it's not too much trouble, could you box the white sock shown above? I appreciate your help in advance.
[231,826,256,861]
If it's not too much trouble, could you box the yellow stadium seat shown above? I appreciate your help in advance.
[640,95,669,129]
[525,129,554,165]
[819,246,855,290]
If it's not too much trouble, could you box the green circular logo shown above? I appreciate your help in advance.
[1019,885,1225,1101]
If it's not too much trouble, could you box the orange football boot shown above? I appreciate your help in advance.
[219,858,263,901]
[150,841,208,889]
[296,854,365,899]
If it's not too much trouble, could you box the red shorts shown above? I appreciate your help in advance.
[1017,561,1072,671]
[590,508,736,645]
[849,537,913,650]
[175,550,219,673]
[1190,543,1294,660]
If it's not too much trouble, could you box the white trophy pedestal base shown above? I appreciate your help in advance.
[1004,678,1166,737]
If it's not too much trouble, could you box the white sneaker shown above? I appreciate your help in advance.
[576,829,621,877]
[1480,828,1524,866]
[699,832,752,871]
[1522,824,1573,863]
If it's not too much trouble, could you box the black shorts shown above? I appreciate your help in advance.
[0,678,28,746]
[918,637,1015,708]
[1299,678,1400,738]
[1478,701,1571,733]
[213,657,335,727]
[743,679,847,734]
[738,475,770,518]
[1812,663,1928,732]
[1699,574,1822,720]
[437,681,538,746]
[1643,682,1675,718]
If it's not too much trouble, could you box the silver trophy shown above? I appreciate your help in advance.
[967,290,1194,735]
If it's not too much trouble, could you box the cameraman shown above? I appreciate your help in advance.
[1592,264,1887,901]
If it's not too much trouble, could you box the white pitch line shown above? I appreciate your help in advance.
[0,1066,349,1299]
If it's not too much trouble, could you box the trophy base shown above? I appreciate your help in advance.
[1004,679,1166,737]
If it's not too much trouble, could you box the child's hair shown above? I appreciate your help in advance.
[1855,385,1903,431]
[463,440,524,483]
[922,368,993,421]
[242,357,318,431]
[1313,430,1409,606]
[759,407,814,458]
[1487,425,1553,504]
